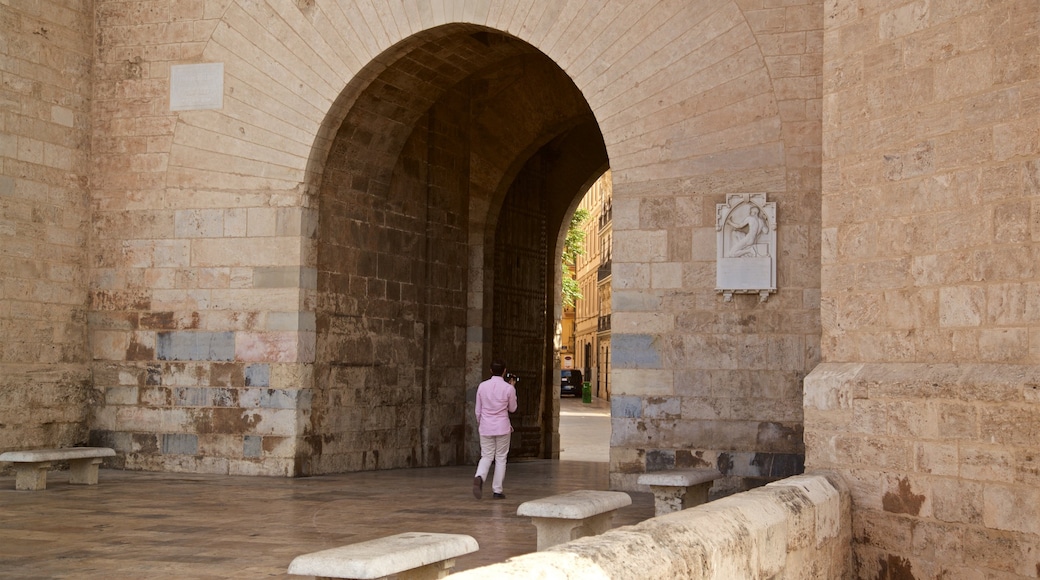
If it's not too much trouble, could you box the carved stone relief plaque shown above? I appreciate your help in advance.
[716,193,776,302]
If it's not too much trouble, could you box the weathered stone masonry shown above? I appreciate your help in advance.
[5,0,823,483]
[2,1,1038,578]
[808,1,1040,577]
[1,1,94,452]
[4,0,823,486]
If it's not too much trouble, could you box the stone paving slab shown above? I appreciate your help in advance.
[0,461,652,578]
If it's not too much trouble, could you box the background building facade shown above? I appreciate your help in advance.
[573,171,612,400]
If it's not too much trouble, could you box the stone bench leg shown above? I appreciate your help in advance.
[530,511,617,551]
[313,558,456,580]
[397,557,456,580]
[14,462,52,491]
[69,457,104,485]
[649,481,713,516]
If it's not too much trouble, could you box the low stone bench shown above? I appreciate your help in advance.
[0,447,116,491]
[637,468,722,516]
[287,532,478,580]
[516,490,631,550]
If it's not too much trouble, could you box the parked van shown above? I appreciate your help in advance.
[560,369,583,397]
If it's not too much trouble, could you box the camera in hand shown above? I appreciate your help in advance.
[505,372,520,383]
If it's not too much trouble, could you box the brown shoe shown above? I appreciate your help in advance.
[473,476,483,499]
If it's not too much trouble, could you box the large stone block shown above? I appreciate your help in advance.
[162,433,199,455]
[613,369,674,397]
[156,332,235,361]
[983,484,1040,536]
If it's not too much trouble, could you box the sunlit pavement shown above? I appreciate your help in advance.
[560,394,611,462]
[0,397,649,578]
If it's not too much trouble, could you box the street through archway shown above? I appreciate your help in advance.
[559,396,610,463]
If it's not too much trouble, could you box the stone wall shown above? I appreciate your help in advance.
[309,82,473,473]
[806,364,1040,578]
[452,473,851,579]
[608,0,824,495]
[813,0,1040,577]
[0,1,94,451]
[86,0,316,475]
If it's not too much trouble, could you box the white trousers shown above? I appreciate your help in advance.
[475,434,511,494]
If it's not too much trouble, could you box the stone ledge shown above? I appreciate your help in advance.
[452,473,851,579]
[804,362,1040,409]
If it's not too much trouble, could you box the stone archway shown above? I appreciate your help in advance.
[302,27,607,474]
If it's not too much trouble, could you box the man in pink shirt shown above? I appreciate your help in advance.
[473,359,518,499]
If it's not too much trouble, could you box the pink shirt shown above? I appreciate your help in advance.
[475,375,518,436]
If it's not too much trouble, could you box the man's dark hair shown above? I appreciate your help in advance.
[490,359,506,376]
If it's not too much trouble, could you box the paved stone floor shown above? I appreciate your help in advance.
[0,398,651,578]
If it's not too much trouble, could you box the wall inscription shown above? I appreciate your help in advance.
[170,63,224,111]
[716,193,776,302]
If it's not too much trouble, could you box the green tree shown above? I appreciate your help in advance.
[562,208,590,308]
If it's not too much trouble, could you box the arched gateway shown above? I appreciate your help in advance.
[47,0,816,490]
[308,26,608,472]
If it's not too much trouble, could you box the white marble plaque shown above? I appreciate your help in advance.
[170,63,224,111]
[718,257,771,289]
[716,193,776,302]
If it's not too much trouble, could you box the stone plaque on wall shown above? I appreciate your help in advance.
[170,63,224,111]
[716,193,776,302]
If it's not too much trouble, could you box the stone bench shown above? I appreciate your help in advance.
[516,490,631,550]
[287,532,478,580]
[637,468,722,515]
[0,447,116,491]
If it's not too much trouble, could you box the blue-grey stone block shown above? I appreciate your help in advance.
[258,389,296,409]
[644,397,681,419]
[612,334,661,368]
[173,387,209,407]
[245,364,270,387]
[156,332,183,360]
[157,331,235,361]
[752,452,805,478]
[162,433,198,455]
[238,389,261,408]
[612,396,642,418]
[243,436,262,458]
[239,387,300,409]
[646,449,676,471]
[206,332,236,360]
